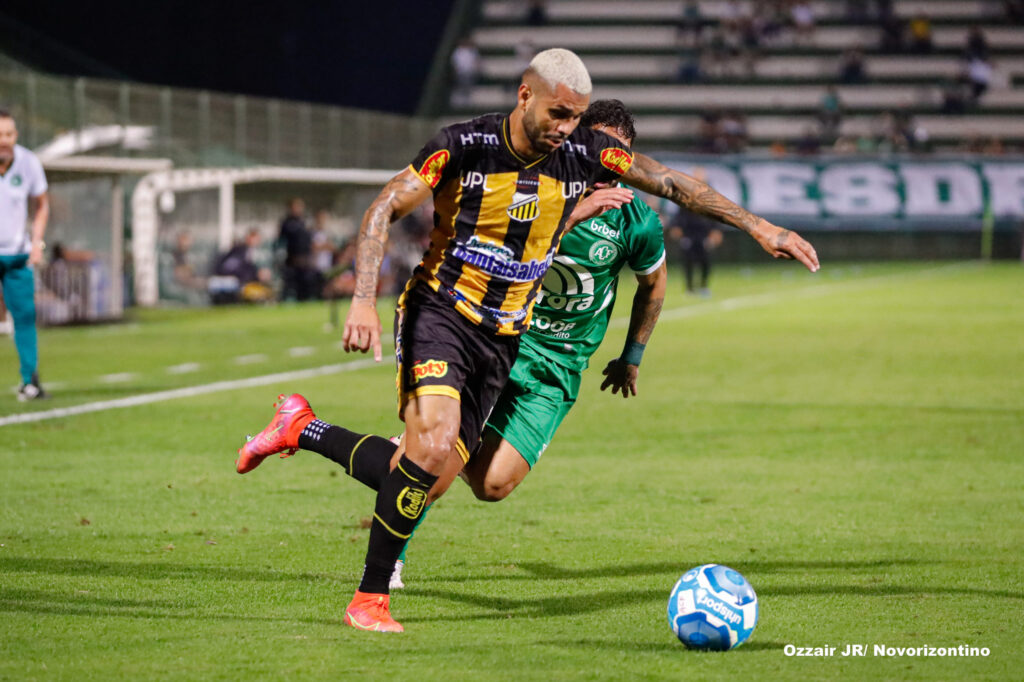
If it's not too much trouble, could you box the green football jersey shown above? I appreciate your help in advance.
[523,193,665,371]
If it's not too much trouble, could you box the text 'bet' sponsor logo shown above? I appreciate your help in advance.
[417,149,450,188]
[397,486,427,519]
[696,589,742,625]
[507,191,540,222]
[588,220,620,239]
[451,236,553,282]
[410,359,448,384]
[600,147,633,175]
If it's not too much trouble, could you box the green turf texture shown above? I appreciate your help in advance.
[1,262,1021,681]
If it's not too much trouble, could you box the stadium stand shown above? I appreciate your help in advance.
[444,0,1024,153]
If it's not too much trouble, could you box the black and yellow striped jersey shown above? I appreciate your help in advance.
[406,113,634,336]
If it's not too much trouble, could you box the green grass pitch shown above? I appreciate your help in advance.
[0,261,1021,681]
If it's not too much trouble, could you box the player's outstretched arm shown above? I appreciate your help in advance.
[343,168,432,361]
[601,261,667,399]
[623,154,820,272]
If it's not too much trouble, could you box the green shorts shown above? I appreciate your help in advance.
[484,341,582,468]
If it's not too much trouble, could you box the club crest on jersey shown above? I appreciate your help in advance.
[589,239,619,265]
[410,359,448,383]
[507,191,540,222]
[10,174,22,187]
[600,147,634,175]
[417,149,450,188]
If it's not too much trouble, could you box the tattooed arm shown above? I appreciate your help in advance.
[623,153,820,272]
[600,261,667,399]
[342,168,433,361]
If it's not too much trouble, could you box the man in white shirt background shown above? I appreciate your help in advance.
[0,108,50,401]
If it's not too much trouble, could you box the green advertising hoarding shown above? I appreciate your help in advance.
[654,156,1024,231]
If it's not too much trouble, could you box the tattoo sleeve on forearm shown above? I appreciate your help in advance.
[627,290,664,346]
[626,154,761,234]
[353,172,427,302]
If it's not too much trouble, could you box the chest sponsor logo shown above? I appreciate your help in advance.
[459,131,499,146]
[562,181,586,200]
[587,220,620,239]
[410,359,448,383]
[588,240,619,265]
[417,149,450,188]
[600,147,634,175]
[507,191,540,222]
[460,171,492,191]
[451,235,553,283]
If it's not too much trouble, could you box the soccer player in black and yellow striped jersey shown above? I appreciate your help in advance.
[236,48,819,633]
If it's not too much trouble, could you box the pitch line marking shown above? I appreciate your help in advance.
[0,262,976,429]
[0,357,389,428]
[612,262,978,328]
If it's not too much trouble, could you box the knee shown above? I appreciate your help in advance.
[471,478,513,502]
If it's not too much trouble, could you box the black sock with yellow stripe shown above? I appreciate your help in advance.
[359,455,437,594]
[298,420,396,491]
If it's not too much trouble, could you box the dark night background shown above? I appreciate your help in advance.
[0,1,457,114]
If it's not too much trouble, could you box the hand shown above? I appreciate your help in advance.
[28,242,44,266]
[752,220,820,273]
[568,186,634,227]
[342,299,383,361]
[600,359,639,399]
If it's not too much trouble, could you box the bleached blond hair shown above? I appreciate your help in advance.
[526,48,592,95]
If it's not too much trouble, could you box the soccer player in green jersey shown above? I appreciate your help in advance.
[390,99,667,587]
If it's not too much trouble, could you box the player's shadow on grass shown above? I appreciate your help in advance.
[0,586,343,627]
[423,558,939,583]
[0,555,346,584]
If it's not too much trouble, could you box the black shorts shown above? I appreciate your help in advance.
[394,283,520,463]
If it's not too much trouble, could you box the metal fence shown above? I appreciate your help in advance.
[0,70,438,170]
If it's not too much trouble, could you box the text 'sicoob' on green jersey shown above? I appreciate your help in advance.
[523,193,665,372]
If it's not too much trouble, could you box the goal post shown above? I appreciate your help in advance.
[130,166,398,306]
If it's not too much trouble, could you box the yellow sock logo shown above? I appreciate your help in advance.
[397,487,427,519]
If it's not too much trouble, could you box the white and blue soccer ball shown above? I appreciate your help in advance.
[667,564,758,651]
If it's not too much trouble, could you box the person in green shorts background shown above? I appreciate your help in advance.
[392,99,667,587]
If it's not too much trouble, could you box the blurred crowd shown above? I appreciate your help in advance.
[166,198,431,306]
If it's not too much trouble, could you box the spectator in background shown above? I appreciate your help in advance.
[668,169,723,297]
[839,47,867,83]
[513,40,537,76]
[908,14,933,53]
[211,228,273,304]
[965,27,989,61]
[525,0,548,26]
[942,77,971,113]
[323,239,358,299]
[796,125,822,155]
[965,54,993,101]
[790,2,816,45]
[171,231,206,298]
[1004,0,1024,22]
[677,49,705,83]
[277,198,316,301]
[311,208,336,283]
[818,86,843,142]
[677,1,705,47]
[720,110,748,152]
[880,15,905,53]
[450,38,481,108]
